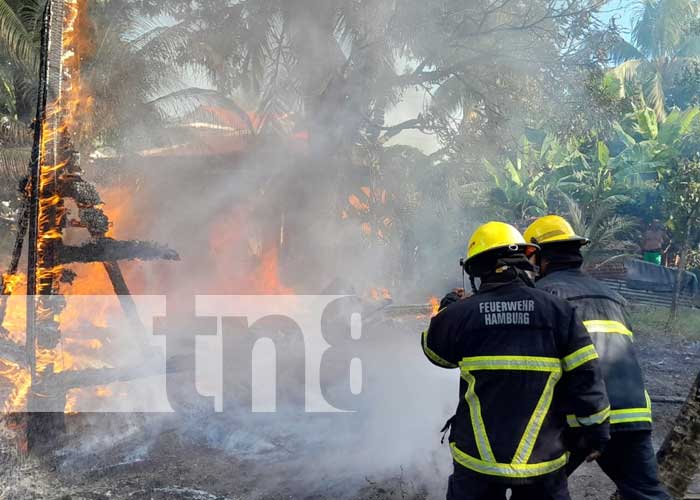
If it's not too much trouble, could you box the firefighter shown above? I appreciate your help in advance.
[524,215,670,500]
[422,221,610,500]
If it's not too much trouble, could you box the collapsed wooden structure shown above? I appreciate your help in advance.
[0,0,178,451]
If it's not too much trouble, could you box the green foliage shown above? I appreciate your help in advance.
[610,0,700,121]
[477,128,637,259]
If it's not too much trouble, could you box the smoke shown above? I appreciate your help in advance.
[74,138,461,497]
[0,0,613,497]
[69,4,513,498]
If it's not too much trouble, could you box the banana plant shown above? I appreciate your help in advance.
[483,133,588,224]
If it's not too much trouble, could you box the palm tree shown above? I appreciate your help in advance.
[0,1,255,178]
[611,0,700,121]
[561,193,639,261]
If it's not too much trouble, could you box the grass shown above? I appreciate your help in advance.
[628,304,700,339]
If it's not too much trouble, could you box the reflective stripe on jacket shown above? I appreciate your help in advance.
[536,268,651,431]
[422,278,610,484]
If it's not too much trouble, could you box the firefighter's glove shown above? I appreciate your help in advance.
[440,289,464,309]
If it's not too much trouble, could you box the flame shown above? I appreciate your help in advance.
[429,297,440,317]
[102,186,142,239]
[0,360,31,413]
[1,273,24,295]
[95,386,112,398]
[369,288,391,301]
[64,391,77,414]
[348,194,369,213]
[2,0,306,415]
[32,0,85,298]
[1,274,27,344]
[345,187,393,240]
[1,0,100,415]
[259,247,293,293]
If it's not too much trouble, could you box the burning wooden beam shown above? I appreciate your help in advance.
[56,239,179,264]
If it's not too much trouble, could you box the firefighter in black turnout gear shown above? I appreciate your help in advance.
[422,222,610,500]
[524,215,670,500]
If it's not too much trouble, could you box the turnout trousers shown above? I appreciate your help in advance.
[566,430,670,500]
[446,463,571,500]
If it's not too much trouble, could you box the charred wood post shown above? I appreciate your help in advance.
[25,0,66,452]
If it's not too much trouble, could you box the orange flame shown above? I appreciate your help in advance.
[1,273,23,295]
[429,297,440,317]
[369,288,391,301]
[1,0,99,415]
[258,247,293,294]
[0,361,31,413]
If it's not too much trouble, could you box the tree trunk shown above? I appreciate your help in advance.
[656,370,700,499]
[670,223,692,321]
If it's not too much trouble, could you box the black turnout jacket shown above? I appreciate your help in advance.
[422,277,610,484]
[537,267,651,432]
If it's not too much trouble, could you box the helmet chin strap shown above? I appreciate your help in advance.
[468,256,536,292]
[469,275,478,294]
[460,258,475,294]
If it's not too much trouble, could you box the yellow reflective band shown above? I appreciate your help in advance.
[584,320,633,337]
[459,356,562,372]
[610,410,652,424]
[450,443,569,478]
[565,406,611,428]
[513,370,562,464]
[609,391,652,425]
[561,345,598,372]
[421,330,457,368]
[462,371,496,462]
[566,414,580,428]
[457,357,563,466]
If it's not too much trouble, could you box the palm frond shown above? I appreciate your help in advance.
[645,68,666,121]
[128,18,193,62]
[610,59,643,98]
[656,0,698,55]
[335,3,358,50]
[0,146,29,186]
[17,0,43,36]
[560,192,586,236]
[0,0,37,71]
[589,214,639,252]
[632,0,659,59]
[0,114,31,146]
[240,8,278,94]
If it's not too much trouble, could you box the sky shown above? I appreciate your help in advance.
[598,0,638,37]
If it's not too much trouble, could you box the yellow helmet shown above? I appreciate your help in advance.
[463,221,539,269]
[524,215,590,246]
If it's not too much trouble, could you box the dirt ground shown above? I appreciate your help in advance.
[568,325,700,500]
[0,313,698,500]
